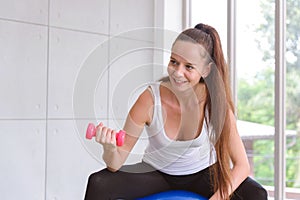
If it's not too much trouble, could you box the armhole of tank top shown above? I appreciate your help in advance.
[146,83,162,127]
[147,83,161,102]
[147,86,153,97]
[146,85,155,127]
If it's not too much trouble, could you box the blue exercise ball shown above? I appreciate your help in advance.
[137,190,208,200]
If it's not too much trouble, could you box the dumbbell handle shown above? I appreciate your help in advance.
[85,123,125,146]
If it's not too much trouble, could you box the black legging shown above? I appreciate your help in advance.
[84,162,268,200]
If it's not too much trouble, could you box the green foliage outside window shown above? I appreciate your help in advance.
[237,0,300,188]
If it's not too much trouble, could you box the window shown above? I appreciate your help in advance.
[190,0,300,199]
[236,0,277,196]
[190,0,227,57]
[285,0,300,198]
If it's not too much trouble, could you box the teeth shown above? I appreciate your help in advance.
[174,79,185,83]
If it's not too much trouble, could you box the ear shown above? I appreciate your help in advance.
[202,62,212,78]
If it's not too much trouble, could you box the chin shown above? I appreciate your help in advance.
[171,79,192,91]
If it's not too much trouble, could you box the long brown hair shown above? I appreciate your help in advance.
[173,23,235,199]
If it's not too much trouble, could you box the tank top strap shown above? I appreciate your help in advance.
[146,82,164,134]
[148,82,162,106]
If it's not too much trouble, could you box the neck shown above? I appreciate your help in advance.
[163,82,207,108]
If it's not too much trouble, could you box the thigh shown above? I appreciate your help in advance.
[184,168,268,200]
[188,167,215,198]
[160,166,214,198]
[231,177,268,200]
[84,162,170,200]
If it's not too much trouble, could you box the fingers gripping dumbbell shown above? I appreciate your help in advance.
[85,123,125,146]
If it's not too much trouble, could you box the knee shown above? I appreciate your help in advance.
[249,178,268,199]
[255,184,268,199]
[86,170,110,189]
[235,177,268,200]
[87,172,102,186]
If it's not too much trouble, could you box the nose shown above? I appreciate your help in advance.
[173,64,185,77]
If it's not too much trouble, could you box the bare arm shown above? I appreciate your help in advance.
[228,110,250,192]
[97,88,153,172]
[210,110,250,199]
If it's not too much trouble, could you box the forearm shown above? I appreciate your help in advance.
[210,164,250,200]
[102,147,128,172]
[230,163,250,193]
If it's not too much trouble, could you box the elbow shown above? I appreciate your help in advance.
[102,153,124,172]
[238,159,251,177]
[241,160,251,178]
[245,162,251,177]
[104,161,123,172]
[107,166,119,172]
[233,160,251,178]
[244,157,251,175]
[241,157,251,177]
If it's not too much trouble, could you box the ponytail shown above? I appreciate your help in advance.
[194,23,235,200]
[165,24,236,199]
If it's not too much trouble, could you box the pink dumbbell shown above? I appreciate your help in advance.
[85,123,125,146]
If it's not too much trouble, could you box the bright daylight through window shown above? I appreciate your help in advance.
[191,0,300,199]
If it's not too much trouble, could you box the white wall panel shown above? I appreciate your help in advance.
[110,0,154,41]
[48,28,108,119]
[50,0,109,34]
[0,120,46,200]
[0,0,48,25]
[0,20,47,119]
[0,0,159,199]
[46,120,104,200]
[108,37,154,119]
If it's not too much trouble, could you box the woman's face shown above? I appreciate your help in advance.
[167,40,210,92]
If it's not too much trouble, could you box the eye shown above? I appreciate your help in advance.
[185,65,194,70]
[169,59,178,66]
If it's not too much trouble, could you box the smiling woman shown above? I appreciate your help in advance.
[168,40,211,92]
[84,23,268,200]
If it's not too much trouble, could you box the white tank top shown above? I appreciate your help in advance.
[142,82,217,175]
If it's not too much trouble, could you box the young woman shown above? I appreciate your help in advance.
[84,23,268,200]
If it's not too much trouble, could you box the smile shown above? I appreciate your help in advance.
[173,77,187,84]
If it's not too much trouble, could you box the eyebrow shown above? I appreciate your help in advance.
[170,56,195,66]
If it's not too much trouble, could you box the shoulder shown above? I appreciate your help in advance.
[136,86,154,107]
[128,85,154,125]
[136,81,164,106]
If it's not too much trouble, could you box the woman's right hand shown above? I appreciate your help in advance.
[95,122,118,151]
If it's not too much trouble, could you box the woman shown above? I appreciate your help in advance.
[84,23,268,200]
